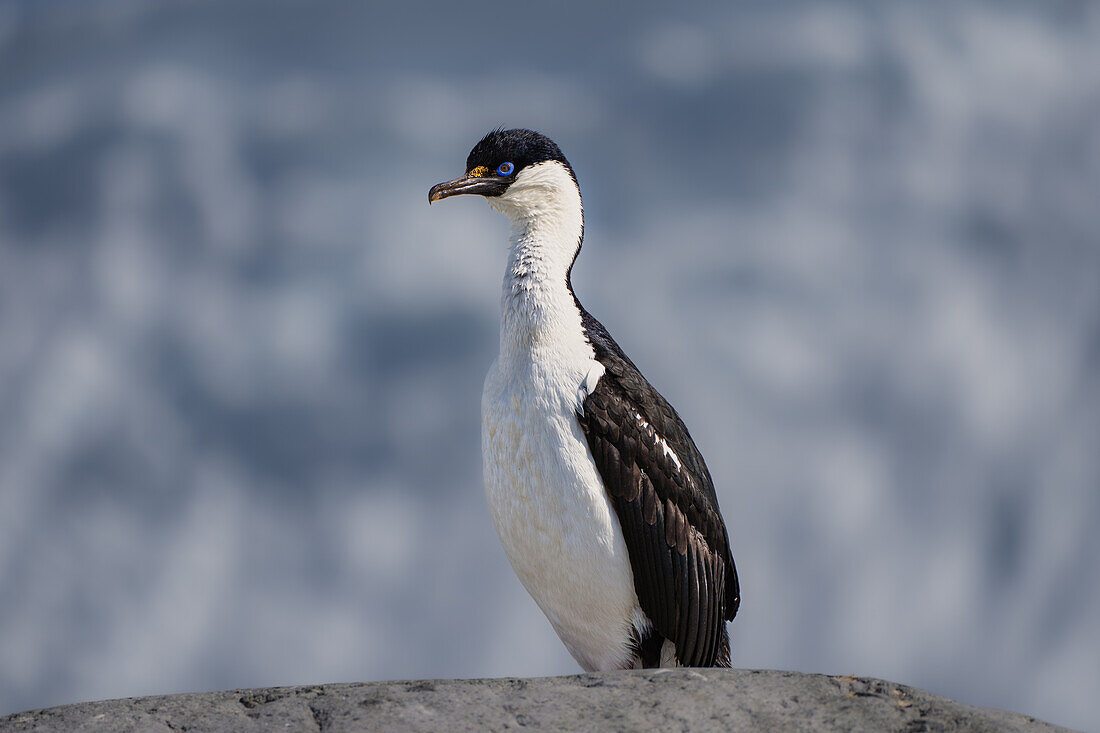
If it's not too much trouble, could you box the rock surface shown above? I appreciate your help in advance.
[0,669,1073,732]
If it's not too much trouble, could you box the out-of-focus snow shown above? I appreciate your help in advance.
[0,2,1097,730]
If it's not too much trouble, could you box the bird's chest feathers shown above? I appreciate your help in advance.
[483,344,605,547]
[481,276,616,586]
[482,342,634,659]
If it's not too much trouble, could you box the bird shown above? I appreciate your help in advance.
[429,128,739,670]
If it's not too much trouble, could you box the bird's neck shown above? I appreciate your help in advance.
[495,187,586,363]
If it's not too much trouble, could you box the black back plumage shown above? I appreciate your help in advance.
[574,306,740,668]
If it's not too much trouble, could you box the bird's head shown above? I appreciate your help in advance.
[429,128,580,225]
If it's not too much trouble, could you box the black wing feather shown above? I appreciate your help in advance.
[575,309,740,667]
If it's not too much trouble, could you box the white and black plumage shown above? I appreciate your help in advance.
[429,129,739,670]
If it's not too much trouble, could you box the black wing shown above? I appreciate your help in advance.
[576,312,740,668]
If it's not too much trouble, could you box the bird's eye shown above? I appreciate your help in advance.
[496,162,515,176]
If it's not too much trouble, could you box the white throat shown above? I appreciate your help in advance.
[487,160,585,359]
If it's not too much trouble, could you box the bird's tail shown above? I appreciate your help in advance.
[715,626,732,667]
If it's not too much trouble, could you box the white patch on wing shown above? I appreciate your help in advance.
[631,409,684,472]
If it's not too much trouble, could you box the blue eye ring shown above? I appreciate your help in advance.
[496,161,514,176]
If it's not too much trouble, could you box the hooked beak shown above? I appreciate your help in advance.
[428,174,510,203]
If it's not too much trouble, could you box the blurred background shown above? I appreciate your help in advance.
[1,1,1098,729]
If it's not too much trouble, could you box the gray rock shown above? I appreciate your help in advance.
[0,670,1073,732]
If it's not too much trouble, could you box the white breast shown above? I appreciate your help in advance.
[482,349,640,671]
